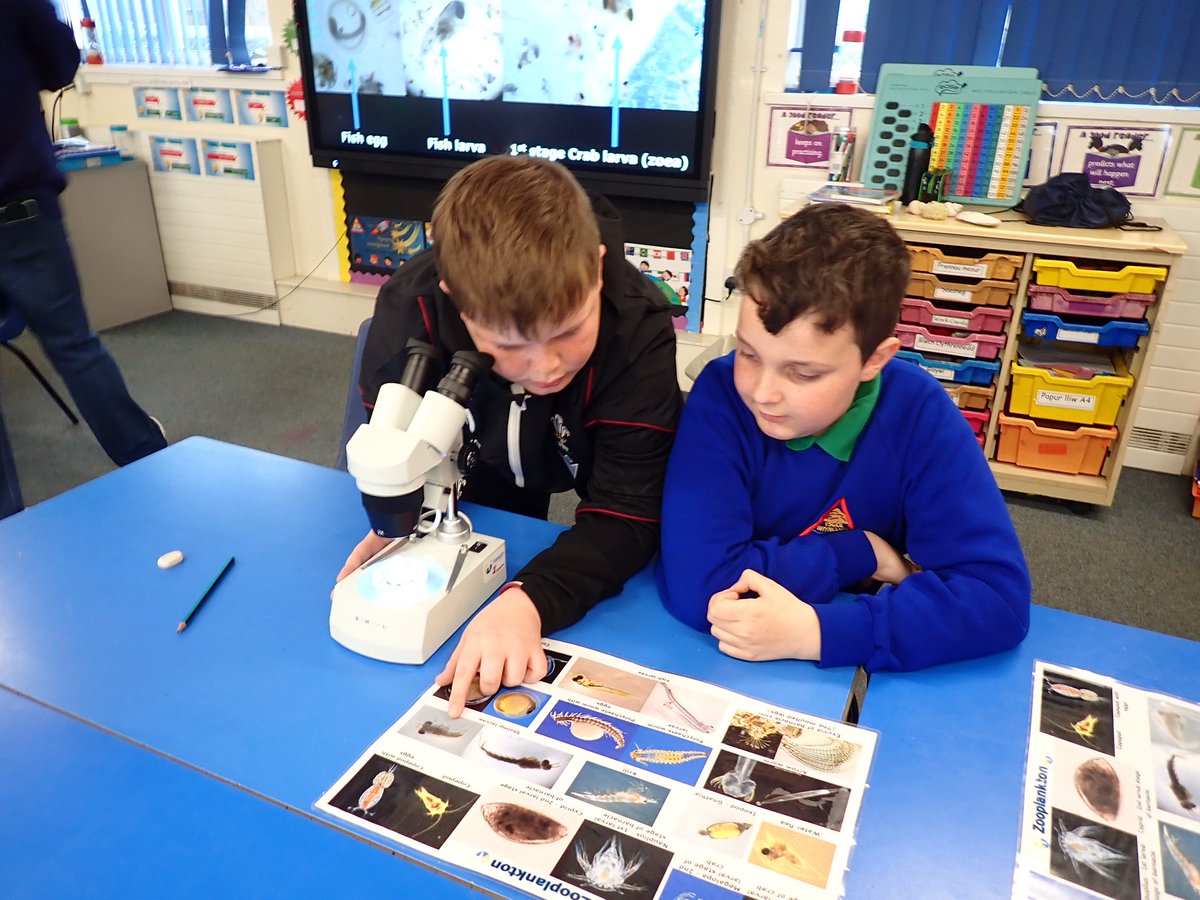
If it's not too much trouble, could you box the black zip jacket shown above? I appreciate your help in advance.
[360,196,683,634]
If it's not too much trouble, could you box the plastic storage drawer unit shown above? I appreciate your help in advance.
[1032,259,1167,294]
[908,272,1018,307]
[900,298,1013,334]
[1026,285,1156,320]
[1007,354,1133,426]
[908,245,1022,281]
[995,414,1118,476]
[896,324,1005,360]
[897,350,1000,385]
[1021,313,1149,348]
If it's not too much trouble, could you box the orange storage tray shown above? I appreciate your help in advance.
[907,272,1017,307]
[944,384,995,411]
[908,245,1022,281]
[995,414,1118,476]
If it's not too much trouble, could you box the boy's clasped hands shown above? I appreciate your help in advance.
[707,531,916,662]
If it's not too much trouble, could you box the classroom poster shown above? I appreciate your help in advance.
[184,87,235,124]
[149,136,200,175]
[316,638,878,900]
[625,242,692,310]
[1060,125,1171,197]
[202,140,255,180]
[133,87,182,120]
[348,216,427,281]
[766,107,855,170]
[235,90,288,127]
[1013,661,1200,899]
[1164,126,1200,198]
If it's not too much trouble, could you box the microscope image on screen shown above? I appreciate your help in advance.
[304,0,706,108]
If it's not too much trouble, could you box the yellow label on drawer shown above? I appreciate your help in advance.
[915,334,978,358]
[933,261,988,278]
[1055,328,1100,344]
[1036,389,1097,412]
[931,313,971,328]
[934,286,973,302]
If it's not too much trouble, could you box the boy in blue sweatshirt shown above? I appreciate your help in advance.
[657,204,1030,671]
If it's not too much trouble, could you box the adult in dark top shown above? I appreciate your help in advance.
[0,0,166,519]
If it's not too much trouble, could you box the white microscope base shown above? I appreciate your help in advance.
[329,533,506,665]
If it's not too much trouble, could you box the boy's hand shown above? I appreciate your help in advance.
[434,588,547,718]
[707,569,821,662]
[863,531,919,585]
[332,530,392,589]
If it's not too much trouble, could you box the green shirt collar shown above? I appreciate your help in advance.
[785,375,881,461]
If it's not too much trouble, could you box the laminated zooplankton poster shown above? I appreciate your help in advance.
[1014,662,1200,899]
[316,639,877,899]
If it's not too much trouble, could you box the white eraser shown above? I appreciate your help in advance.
[957,210,1002,227]
[157,550,185,569]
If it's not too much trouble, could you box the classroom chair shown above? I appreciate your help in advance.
[335,317,372,471]
[0,299,79,426]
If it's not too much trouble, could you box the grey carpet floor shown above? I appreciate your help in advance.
[3,311,1197,642]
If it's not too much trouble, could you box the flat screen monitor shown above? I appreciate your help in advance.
[295,0,722,200]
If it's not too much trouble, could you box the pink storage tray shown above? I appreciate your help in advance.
[1026,285,1156,320]
[895,324,1006,360]
[961,409,988,435]
[900,298,1013,334]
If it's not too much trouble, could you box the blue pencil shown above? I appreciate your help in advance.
[177,556,235,633]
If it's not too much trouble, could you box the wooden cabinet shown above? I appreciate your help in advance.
[889,215,1186,506]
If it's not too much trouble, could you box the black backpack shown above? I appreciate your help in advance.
[1020,173,1132,228]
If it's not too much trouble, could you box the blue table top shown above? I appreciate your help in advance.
[0,437,857,893]
[844,603,1200,899]
[0,688,497,898]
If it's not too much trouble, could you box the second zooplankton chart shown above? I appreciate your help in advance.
[316,638,877,899]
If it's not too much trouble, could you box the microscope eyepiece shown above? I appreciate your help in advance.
[399,339,443,395]
[437,351,493,406]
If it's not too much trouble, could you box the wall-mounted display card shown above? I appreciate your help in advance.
[1060,125,1171,197]
[1025,122,1058,187]
[185,88,235,124]
[1164,126,1200,198]
[766,107,855,169]
[235,90,288,127]
[149,136,200,174]
[134,87,182,120]
[202,140,255,180]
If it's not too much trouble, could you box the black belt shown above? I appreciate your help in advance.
[1,199,40,223]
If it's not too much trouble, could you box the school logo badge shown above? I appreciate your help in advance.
[800,498,854,535]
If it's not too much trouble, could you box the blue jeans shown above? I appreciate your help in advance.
[0,211,166,520]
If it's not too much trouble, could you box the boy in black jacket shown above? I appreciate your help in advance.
[336,156,682,714]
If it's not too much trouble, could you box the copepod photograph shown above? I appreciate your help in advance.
[328,754,479,848]
[444,785,582,872]
[565,760,671,827]
[549,820,673,898]
[1160,821,1200,900]
[1047,808,1139,900]
[671,793,758,860]
[1039,671,1116,756]
[461,730,573,788]
[1046,740,1137,835]
[396,704,483,755]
